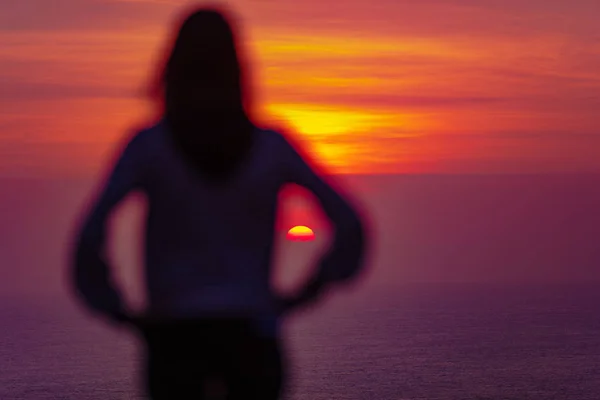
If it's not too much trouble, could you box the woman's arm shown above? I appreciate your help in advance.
[71,133,145,322]
[278,132,367,309]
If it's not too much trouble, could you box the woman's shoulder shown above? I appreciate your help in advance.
[254,125,295,150]
[123,120,167,153]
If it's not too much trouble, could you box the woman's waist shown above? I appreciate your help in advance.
[137,303,280,338]
[145,258,270,289]
[146,286,276,315]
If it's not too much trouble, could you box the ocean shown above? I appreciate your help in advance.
[2,174,600,398]
[1,284,600,399]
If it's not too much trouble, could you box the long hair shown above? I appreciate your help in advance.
[156,7,254,183]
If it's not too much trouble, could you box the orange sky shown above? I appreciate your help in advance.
[1,0,599,176]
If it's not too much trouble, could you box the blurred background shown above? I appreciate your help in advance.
[1,0,600,399]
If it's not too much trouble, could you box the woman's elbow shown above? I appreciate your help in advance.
[341,205,367,243]
[69,227,101,303]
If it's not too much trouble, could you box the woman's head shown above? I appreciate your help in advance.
[162,7,247,113]
[156,6,254,183]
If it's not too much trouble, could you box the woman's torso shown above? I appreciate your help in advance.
[131,121,287,327]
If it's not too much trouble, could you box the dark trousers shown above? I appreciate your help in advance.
[136,318,285,399]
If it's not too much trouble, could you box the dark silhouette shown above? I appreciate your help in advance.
[157,8,254,184]
[71,6,366,399]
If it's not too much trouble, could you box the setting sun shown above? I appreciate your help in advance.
[286,225,315,242]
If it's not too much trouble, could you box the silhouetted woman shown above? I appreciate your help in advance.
[71,6,365,399]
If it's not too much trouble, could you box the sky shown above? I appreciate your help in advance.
[1,0,599,176]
